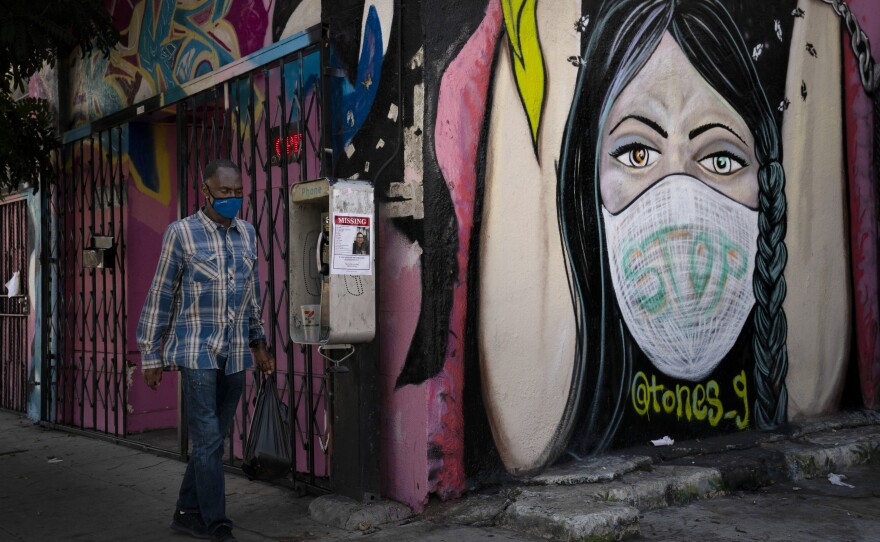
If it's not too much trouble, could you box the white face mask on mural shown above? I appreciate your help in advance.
[601,175,759,381]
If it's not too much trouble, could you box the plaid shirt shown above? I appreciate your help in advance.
[137,209,265,374]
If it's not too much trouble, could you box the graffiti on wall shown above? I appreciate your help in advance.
[329,1,390,159]
[392,0,872,488]
[68,0,324,126]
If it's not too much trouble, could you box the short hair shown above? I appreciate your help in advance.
[205,159,240,181]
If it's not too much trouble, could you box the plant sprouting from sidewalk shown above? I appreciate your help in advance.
[853,443,880,465]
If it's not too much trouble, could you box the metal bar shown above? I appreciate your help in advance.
[1,314,5,409]
[63,143,73,425]
[99,131,109,435]
[225,82,233,162]
[118,126,128,437]
[278,56,296,471]
[91,134,99,432]
[59,146,67,424]
[304,343,315,482]
[111,127,120,436]
[41,154,53,421]
[1,203,6,409]
[78,138,86,430]
[262,67,278,387]
[1,205,4,407]
[224,86,236,466]
[69,142,77,425]
[211,88,219,161]
[235,76,251,453]
[177,101,190,459]
[19,199,25,412]
[56,148,65,424]
[246,71,258,466]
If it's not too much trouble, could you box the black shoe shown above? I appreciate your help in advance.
[170,509,211,539]
[210,525,237,542]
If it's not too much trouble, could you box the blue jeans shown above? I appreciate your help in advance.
[176,368,245,532]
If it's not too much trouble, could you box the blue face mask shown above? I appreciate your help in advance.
[205,185,243,219]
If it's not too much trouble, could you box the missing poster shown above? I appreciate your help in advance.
[330,213,372,276]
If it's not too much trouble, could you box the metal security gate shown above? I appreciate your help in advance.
[1,198,29,412]
[45,128,129,435]
[42,28,330,493]
[177,44,332,490]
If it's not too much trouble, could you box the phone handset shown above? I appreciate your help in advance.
[316,214,330,276]
[316,230,324,274]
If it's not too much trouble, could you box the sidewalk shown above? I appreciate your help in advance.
[0,411,343,542]
[2,409,880,541]
[0,411,538,541]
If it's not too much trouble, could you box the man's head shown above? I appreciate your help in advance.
[202,159,244,220]
[202,159,243,197]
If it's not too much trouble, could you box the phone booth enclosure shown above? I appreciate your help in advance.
[290,178,376,345]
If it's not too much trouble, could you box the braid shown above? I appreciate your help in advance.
[751,158,789,429]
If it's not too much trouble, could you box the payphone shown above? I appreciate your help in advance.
[290,178,375,347]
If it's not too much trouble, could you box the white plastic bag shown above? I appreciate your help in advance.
[4,271,20,297]
[828,473,854,488]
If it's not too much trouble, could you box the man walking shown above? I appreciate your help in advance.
[137,159,275,542]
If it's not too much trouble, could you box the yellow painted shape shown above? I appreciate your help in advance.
[501,0,545,149]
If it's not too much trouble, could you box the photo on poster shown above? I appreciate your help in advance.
[331,213,372,275]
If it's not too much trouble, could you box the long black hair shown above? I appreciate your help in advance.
[557,0,789,457]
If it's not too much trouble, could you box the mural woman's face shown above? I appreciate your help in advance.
[599,33,758,212]
[597,33,761,381]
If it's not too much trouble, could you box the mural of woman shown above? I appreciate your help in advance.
[555,0,789,457]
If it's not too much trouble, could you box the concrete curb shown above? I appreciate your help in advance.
[308,494,414,531]
[493,465,722,541]
[500,490,640,542]
[778,425,880,481]
[525,455,653,486]
[447,411,880,541]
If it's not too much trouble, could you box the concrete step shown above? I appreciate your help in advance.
[447,419,880,541]
[500,490,640,542]
[307,414,880,542]
[776,425,880,481]
[588,465,724,510]
[493,465,722,541]
[524,454,653,486]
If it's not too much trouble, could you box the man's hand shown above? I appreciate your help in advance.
[143,368,164,390]
[252,343,276,374]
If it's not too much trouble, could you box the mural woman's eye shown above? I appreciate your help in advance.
[609,143,660,169]
[697,151,748,175]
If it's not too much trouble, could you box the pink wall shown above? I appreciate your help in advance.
[126,122,181,432]
[378,217,428,510]
[845,0,880,410]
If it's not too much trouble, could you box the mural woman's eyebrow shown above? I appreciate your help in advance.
[689,123,747,144]
[608,115,668,138]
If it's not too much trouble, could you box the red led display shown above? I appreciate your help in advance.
[274,133,302,159]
